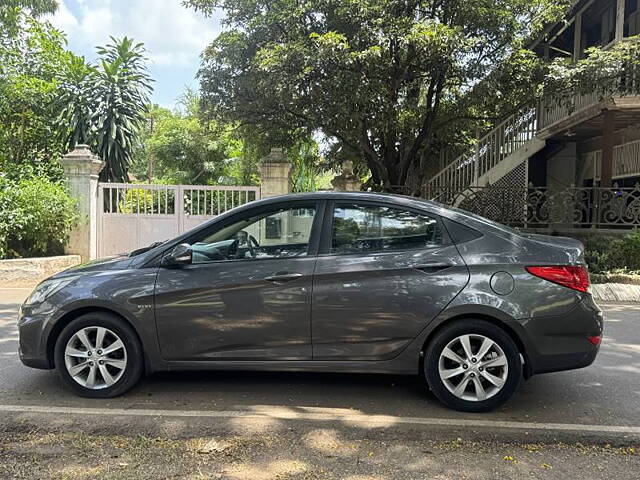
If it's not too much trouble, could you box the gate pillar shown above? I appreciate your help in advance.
[60,145,105,261]
[259,148,292,198]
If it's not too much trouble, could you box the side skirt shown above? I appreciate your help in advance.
[163,359,417,376]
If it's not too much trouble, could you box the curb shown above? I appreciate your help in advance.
[591,283,640,303]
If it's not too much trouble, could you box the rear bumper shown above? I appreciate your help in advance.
[519,295,603,376]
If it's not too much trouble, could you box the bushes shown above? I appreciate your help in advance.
[0,175,77,259]
[582,231,640,274]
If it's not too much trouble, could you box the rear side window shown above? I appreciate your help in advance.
[331,204,445,255]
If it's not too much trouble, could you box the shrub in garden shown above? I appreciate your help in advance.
[0,175,77,259]
[618,229,640,272]
[582,231,640,274]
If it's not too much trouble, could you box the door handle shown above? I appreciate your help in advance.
[264,272,303,283]
[411,262,453,273]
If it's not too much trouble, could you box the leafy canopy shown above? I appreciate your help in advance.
[0,0,57,35]
[0,14,71,178]
[134,91,242,185]
[185,0,566,191]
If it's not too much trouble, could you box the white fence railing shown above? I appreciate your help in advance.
[97,183,260,257]
[428,107,538,194]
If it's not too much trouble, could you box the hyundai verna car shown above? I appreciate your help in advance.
[18,192,603,412]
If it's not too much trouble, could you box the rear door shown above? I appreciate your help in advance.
[311,201,469,360]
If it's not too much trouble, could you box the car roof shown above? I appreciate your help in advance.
[252,190,441,208]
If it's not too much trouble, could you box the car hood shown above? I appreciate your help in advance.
[51,255,133,279]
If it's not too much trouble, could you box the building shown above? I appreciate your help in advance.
[428,0,640,233]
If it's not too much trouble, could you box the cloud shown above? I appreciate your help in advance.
[49,0,221,67]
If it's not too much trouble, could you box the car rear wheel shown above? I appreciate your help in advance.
[54,312,144,398]
[424,319,522,412]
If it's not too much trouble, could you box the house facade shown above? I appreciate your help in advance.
[428,0,640,233]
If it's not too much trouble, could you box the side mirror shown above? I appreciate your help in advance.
[161,243,193,267]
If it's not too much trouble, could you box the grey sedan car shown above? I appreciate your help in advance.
[18,192,603,412]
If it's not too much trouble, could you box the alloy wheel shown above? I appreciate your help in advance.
[437,334,509,402]
[64,326,128,389]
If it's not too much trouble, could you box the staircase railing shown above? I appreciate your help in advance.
[427,58,640,201]
[427,106,538,199]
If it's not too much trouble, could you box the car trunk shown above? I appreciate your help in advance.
[521,233,586,265]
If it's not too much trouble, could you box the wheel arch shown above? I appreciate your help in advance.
[419,312,533,379]
[46,306,146,371]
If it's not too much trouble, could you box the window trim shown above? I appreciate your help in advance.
[318,200,450,257]
[163,200,326,266]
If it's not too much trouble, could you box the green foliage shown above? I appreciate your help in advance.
[0,174,77,259]
[117,188,158,214]
[544,37,640,109]
[137,92,235,185]
[131,90,331,189]
[289,140,332,192]
[58,37,154,182]
[0,15,72,173]
[582,231,640,274]
[0,0,57,36]
[619,230,640,272]
[186,0,566,192]
[1,16,152,184]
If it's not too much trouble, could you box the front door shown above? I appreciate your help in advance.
[154,202,322,361]
[312,201,469,360]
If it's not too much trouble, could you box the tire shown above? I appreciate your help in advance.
[54,312,144,398]
[424,319,522,412]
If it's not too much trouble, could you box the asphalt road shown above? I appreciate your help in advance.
[1,288,639,441]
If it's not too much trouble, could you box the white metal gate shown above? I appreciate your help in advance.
[97,183,261,257]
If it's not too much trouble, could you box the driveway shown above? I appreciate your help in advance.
[1,288,639,441]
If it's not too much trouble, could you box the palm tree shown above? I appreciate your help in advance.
[58,37,153,182]
[93,37,153,182]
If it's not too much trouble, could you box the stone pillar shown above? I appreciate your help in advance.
[331,160,362,192]
[60,145,105,261]
[601,110,615,188]
[259,148,292,198]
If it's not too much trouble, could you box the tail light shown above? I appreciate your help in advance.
[526,265,590,293]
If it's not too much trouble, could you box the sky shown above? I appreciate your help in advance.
[48,0,223,109]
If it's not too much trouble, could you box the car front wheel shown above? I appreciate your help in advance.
[54,312,144,398]
[424,319,522,412]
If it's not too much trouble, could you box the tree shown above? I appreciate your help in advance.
[0,14,72,179]
[0,0,57,35]
[185,0,565,192]
[131,91,241,185]
[58,37,154,182]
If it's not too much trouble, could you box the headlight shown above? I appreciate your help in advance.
[24,276,79,306]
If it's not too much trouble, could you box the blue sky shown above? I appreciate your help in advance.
[49,0,223,108]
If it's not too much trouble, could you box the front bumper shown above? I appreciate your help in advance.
[17,305,55,370]
[520,294,603,375]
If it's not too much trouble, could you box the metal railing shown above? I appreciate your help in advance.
[425,184,640,229]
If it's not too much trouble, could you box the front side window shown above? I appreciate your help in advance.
[190,205,316,263]
[331,204,444,255]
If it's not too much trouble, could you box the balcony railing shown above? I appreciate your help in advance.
[423,184,640,229]
[538,60,640,130]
